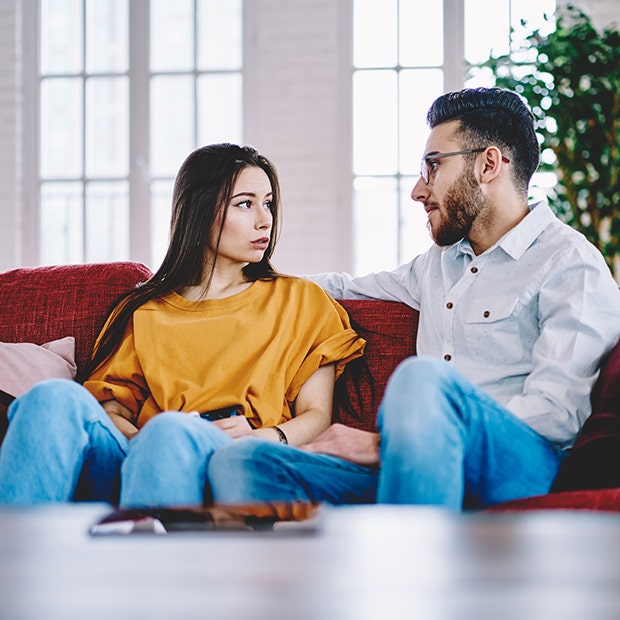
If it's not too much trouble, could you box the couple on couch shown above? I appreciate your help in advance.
[1,87,619,511]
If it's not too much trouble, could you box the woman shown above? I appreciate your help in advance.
[0,144,365,507]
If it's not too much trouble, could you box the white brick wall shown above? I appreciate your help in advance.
[243,0,353,274]
[0,0,20,271]
[563,0,619,29]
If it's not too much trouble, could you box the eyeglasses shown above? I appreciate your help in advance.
[420,148,510,184]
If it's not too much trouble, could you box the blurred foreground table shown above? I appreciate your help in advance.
[1,503,619,620]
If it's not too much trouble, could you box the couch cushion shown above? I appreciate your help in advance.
[0,336,77,396]
[0,262,153,374]
[0,336,78,442]
[332,300,418,431]
[551,340,620,492]
[486,488,620,512]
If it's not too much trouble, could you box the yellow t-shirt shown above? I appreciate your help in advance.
[84,276,365,429]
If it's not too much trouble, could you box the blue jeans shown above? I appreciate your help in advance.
[209,358,567,510]
[0,379,232,506]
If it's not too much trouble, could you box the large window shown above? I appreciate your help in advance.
[33,0,242,268]
[352,0,556,274]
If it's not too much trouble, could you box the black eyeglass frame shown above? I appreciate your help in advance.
[420,148,510,184]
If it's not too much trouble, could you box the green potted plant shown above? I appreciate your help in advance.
[480,4,620,276]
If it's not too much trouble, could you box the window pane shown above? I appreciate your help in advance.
[86,77,129,177]
[465,65,498,89]
[464,0,510,64]
[40,0,83,74]
[399,69,444,175]
[353,0,397,68]
[353,70,398,175]
[86,0,128,73]
[197,0,242,70]
[198,74,242,146]
[151,179,174,269]
[40,182,83,265]
[40,78,83,178]
[150,0,194,72]
[399,0,443,67]
[353,176,398,274]
[150,76,194,177]
[85,181,129,262]
[400,176,433,263]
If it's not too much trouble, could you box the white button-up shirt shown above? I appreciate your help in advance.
[310,201,620,448]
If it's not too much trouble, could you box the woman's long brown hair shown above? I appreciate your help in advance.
[79,143,281,383]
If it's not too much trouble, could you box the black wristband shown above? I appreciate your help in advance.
[271,425,288,444]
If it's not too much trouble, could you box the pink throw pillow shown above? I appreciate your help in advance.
[0,336,77,398]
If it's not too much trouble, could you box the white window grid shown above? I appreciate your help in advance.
[22,0,242,269]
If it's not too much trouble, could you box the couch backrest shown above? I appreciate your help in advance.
[551,340,620,492]
[0,262,418,433]
[333,299,418,431]
[0,262,153,372]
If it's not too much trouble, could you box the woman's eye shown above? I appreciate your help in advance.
[236,200,251,209]
[263,201,273,211]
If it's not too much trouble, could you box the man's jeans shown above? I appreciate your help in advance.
[0,379,232,506]
[209,358,567,510]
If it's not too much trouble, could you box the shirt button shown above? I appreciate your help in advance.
[444,354,452,361]
[483,310,490,318]
[471,267,478,274]
[446,302,453,309]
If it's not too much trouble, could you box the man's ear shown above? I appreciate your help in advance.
[478,147,505,184]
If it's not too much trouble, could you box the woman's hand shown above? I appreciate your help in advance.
[212,415,254,439]
[101,399,139,439]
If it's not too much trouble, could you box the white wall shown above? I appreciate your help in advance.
[0,0,617,273]
[567,0,619,28]
[243,0,352,275]
[0,0,21,271]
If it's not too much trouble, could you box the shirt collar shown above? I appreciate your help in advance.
[452,200,555,261]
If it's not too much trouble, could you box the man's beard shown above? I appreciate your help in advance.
[429,167,487,247]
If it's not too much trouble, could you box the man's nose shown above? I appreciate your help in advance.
[411,177,430,203]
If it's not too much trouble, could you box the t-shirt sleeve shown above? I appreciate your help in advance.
[285,286,366,402]
[82,318,150,416]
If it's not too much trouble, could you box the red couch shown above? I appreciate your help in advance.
[1,261,619,511]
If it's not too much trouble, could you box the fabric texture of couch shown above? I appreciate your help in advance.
[1,261,620,511]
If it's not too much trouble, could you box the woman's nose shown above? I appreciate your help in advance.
[256,210,272,229]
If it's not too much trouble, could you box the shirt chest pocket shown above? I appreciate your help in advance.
[463,295,523,363]
[465,295,519,324]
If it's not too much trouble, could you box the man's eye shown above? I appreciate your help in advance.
[427,159,439,170]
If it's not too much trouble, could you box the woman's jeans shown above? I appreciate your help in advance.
[0,379,232,506]
[209,358,567,510]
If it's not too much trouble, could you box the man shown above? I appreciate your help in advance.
[208,87,620,510]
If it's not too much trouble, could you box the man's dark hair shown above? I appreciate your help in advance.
[427,87,540,194]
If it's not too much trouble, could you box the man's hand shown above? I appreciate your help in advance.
[301,423,380,468]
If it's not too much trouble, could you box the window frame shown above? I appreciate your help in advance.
[350,0,466,272]
[21,0,242,268]
[350,0,555,274]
